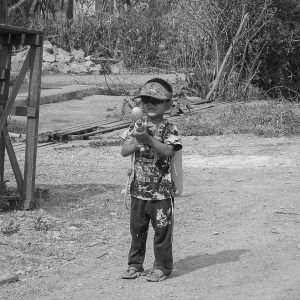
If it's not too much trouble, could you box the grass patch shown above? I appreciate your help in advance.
[177,101,300,137]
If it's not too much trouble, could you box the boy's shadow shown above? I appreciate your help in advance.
[172,249,250,278]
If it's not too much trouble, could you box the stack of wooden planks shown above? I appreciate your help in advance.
[51,118,132,142]
[12,101,218,153]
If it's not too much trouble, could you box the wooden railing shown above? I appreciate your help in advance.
[0,21,43,209]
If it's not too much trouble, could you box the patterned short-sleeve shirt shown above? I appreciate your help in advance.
[121,118,182,200]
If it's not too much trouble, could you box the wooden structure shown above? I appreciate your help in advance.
[0,4,43,209]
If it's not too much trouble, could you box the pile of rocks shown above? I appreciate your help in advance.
[11,41,126,76]
[42,41,103,74]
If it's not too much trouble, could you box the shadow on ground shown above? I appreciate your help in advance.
[172,249,250,278]
[33,183,124,219]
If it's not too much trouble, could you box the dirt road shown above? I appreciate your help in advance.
[1,134,300,300]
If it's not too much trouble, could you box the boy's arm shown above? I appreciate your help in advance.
[121,139,140,157]
[121,126,140,157]
[147,136,175,157]
[135,130,175,157]
[136,121,182,158]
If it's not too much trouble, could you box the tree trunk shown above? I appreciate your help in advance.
[107,0,114,13]
[66,0,73,19]
[95,0,114,13]
[95,0,101,11]
[29,0,39,16]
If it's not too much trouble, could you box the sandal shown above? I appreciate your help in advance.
[121,267,142,279]
[145,269,167,282]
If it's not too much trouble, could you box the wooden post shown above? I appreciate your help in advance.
[0,24,43,209]
[0,0,8,24]
[0,0,9,193]
[23,39,43,209]
[66,0,74,20]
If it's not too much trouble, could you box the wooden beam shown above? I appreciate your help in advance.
[25,34,42,46]
[0,68,9,80]
[73,122,131,139]
[0,48,11,104]
[10,33,43,46]
[14,106,38,118]
[0,0,8,24]
[0,48,31,134]
[0,4,11,192]
[0,32,42,46]
[0,24,42,35]
[0,131,5,192]
[23,43,42,210]
[9,33,26,45]
[55,118,121,135]
[3,127,24,195]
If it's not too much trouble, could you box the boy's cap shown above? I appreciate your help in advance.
[134,81,173,101]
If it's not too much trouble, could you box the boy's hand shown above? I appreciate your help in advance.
[128,137,142,149]
[134,127,151,144]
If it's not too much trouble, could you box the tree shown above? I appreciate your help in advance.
[254,0,300,100]
[95,0,114,13]
[8,0,74,21]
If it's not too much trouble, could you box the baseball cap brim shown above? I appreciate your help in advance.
[133,81,172,100]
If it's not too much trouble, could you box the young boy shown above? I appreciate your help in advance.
[120,78,182,282]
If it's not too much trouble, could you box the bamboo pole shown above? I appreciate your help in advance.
[205,13,249,103]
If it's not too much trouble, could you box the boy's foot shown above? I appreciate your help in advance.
[145,269,167,282]
[140,269,149,276]
[121,267,142,279]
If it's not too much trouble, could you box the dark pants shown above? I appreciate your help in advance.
[128,197,174,276]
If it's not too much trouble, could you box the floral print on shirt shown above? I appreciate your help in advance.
[121,118,182,201]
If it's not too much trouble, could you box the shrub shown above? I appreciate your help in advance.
[14,1,183,70]
[177,102,300,137]
[8,0,300,100]
[254,0,300,100]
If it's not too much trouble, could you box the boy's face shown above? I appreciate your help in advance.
[141,96,171,120]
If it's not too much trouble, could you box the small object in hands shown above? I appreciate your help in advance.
[135,119,143,132]
[131,107,143,122]
[131,107,145,151]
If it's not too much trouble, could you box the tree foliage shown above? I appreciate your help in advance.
[255,0,300,100]
[7,0,300,100]
[179,0,300,101]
